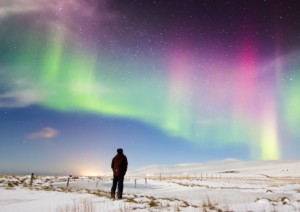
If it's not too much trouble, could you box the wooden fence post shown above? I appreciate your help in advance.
[67,175,72,188]
[30,173,34,186]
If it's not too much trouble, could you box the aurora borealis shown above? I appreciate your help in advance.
[1,0,300,175]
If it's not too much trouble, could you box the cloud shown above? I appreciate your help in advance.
[0,0,39,17]
[0,89,43,108]
[29,127,59,139]
[0,0,117,28]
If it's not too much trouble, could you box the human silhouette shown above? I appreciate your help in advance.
[111,148,128,199]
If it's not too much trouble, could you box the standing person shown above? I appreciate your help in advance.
[111,148,128,199]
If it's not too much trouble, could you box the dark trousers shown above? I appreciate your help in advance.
[111,176,124,198]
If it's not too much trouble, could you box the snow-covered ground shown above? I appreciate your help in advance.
[1,160,300,211]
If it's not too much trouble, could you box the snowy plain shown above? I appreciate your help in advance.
[1,159,300,211]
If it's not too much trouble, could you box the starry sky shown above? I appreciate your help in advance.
[1,0,300,176]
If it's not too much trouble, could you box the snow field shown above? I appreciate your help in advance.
[1,160,300,211]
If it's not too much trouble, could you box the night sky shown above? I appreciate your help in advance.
[1,0,300,175]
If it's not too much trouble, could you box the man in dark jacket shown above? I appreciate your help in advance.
[111,148,128,199]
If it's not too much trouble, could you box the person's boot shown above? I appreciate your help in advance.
[111,191,115,199]
[117,192,122,199]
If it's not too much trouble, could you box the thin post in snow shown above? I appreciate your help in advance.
[134,179,137,188]
[67,175,72,188]
[30,173,34,186]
